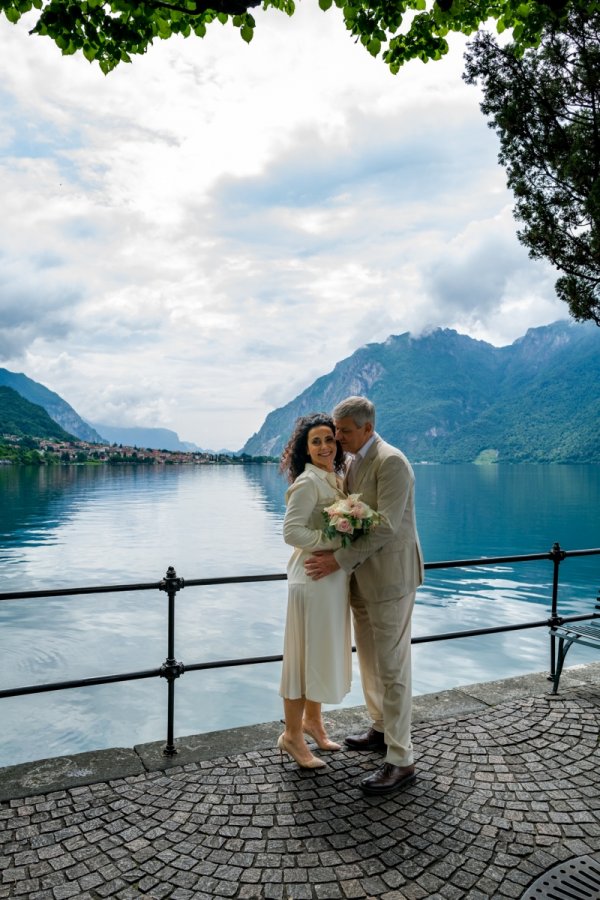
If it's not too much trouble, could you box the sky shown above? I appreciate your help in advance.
[0,5,567,450]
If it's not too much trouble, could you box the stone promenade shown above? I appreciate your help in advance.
[1,663,599,900]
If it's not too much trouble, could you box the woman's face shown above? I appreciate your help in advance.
[306,425,338,472]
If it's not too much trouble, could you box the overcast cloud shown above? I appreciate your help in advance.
[0,5,566,449]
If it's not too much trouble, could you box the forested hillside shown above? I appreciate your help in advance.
[0,387,76,441]
[242,321,600,463]
[0,369,104,443]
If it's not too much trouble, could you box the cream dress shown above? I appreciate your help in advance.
[279,463,352,704]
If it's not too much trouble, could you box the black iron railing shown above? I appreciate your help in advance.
[0,542,598,756]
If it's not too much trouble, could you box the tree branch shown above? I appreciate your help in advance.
[134,0,260,16]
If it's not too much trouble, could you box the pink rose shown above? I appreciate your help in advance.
[336,518,354,534]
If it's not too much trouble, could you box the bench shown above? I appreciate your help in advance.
[550,591,600,694]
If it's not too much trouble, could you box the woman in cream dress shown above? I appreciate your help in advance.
[278,414,351,769]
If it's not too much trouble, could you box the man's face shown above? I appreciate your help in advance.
[334,417,373,455]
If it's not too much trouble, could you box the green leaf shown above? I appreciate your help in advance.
[0,0,570,74]
[4,7,21,23]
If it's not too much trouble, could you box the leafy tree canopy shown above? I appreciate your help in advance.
[464,4,600,324]
[0,0,589,74]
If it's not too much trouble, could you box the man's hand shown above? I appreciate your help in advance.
[304,550,341,581]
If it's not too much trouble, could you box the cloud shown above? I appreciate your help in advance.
[0,247,82,356]
[426,213,530,310]
[421,206,565,343]
[0,8,570,448]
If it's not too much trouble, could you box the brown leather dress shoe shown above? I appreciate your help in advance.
[360,763,416,795]
[344,727,387,751]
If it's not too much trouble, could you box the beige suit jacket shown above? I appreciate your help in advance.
[334,434,424,600]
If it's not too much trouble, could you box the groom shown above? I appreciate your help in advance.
[304,395,424,795]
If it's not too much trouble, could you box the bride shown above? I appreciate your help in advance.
[278,413,351,769]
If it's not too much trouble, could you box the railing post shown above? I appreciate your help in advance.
[548,541,566,680]
[159,566,185,756]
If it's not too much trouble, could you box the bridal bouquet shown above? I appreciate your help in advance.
[322,495,381,548]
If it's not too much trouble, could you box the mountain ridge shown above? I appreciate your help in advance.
[89,423,201,452]
[242,320,600,463]
[0,369,104,443]
[0,371,201,451]
[0,386,76,442]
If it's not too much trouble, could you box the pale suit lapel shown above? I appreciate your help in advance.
[345,455,360,494]
[350,439,378,496]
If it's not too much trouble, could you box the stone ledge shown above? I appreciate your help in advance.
[1,660,598,802]
[0,746,144,802]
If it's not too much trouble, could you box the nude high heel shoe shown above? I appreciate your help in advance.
[302,725,342,752]
[277,734,327,769]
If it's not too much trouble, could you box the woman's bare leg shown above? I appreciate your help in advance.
[302,700,341,750]
[281,698,321,765]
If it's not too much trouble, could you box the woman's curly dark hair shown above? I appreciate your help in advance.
[280,413,345,484]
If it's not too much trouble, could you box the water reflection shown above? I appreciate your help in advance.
[0,466,82,557]
[415,463,600,560]
[242,462,287,517]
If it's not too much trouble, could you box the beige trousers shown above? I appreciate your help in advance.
[350,582,415,767]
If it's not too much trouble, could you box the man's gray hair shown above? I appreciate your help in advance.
[332,396,375,427]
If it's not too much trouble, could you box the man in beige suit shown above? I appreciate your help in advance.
[305,395,424,795]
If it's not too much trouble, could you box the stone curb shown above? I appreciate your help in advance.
[1,661,598,803]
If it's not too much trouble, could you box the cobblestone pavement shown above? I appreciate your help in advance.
[1,688,599,900]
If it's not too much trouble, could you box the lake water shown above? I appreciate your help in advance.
[0,462,599,768]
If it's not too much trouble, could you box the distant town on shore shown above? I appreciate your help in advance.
[0,433,276,467]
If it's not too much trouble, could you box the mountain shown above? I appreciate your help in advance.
[0,369,209,452]
[91,424,200,452]
[0,369,105,443]
[0,387,76,441]
[241,321,600,463]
